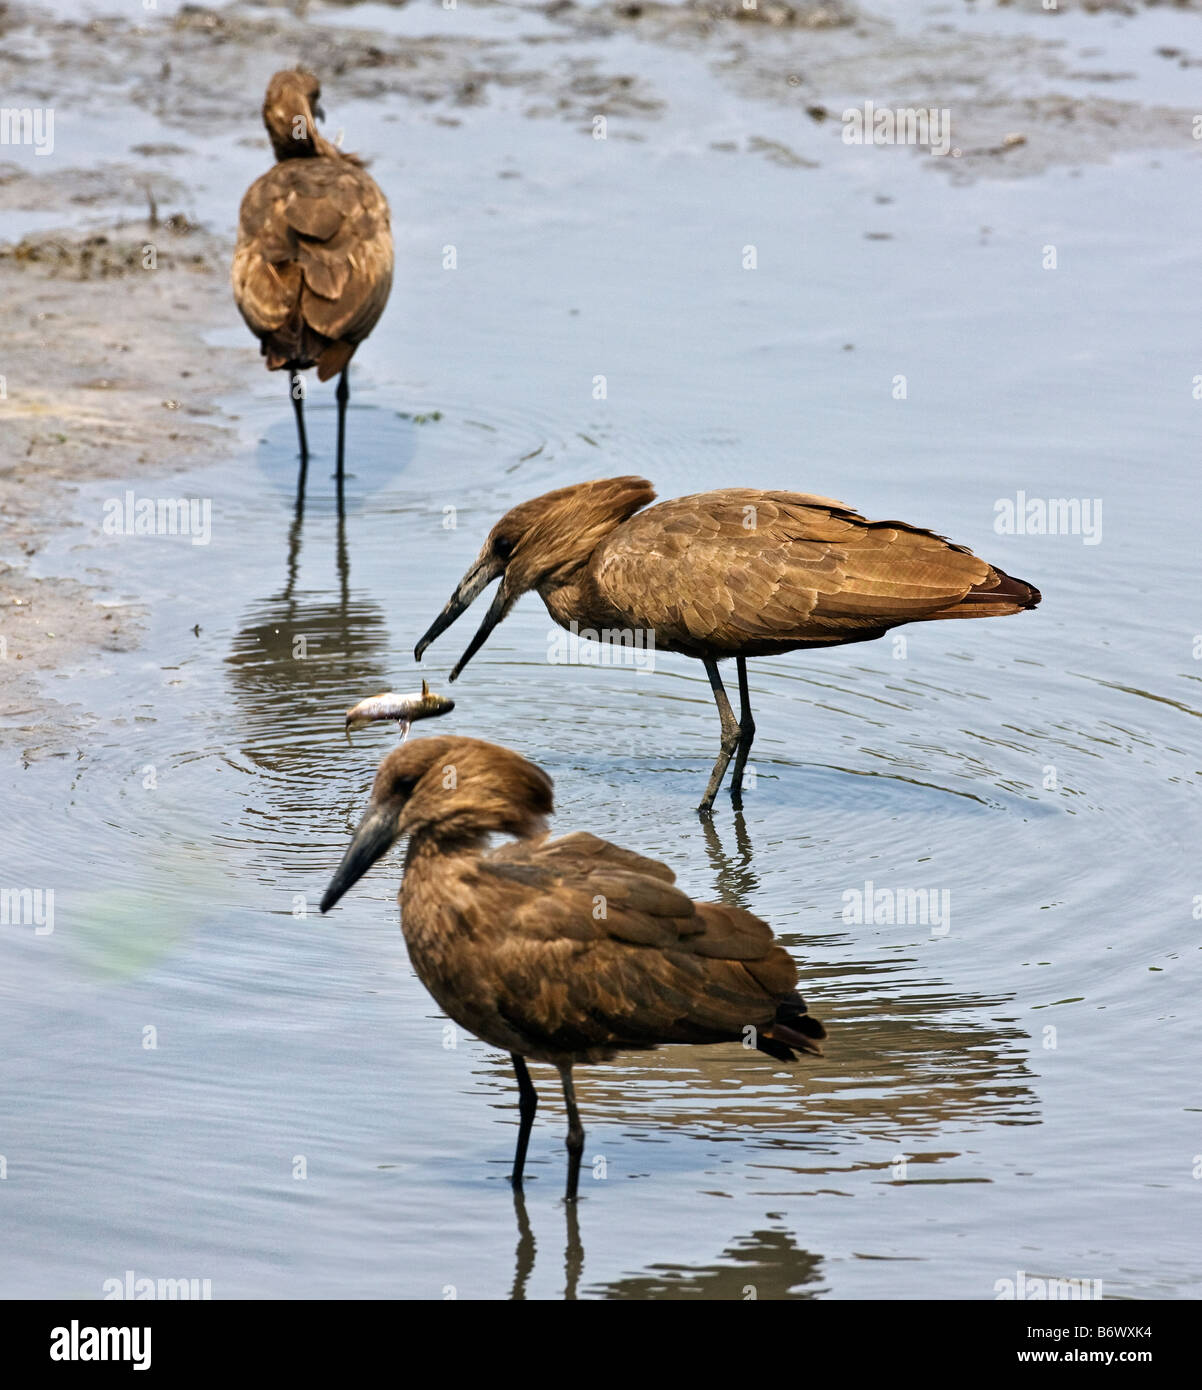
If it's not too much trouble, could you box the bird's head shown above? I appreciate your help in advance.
[414,476,655,680]
[262,68,328,161]
[320,736,553,912]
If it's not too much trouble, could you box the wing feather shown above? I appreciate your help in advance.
[593,490,1028,655]
[453,833,801,1052]
[231,156,393,370]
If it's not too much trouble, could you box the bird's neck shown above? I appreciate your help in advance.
[272,132,341,163]
[402,813,546,868]
[540,565,620,633]
[404,831,488,871]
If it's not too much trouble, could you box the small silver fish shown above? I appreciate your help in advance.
[345,680,455,740]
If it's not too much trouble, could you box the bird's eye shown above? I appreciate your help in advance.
[493,535,514,559]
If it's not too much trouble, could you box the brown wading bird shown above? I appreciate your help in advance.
[415,477,1041,812]
[319,735,825,1199]
[232,69,393,480]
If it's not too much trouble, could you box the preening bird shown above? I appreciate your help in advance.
[414,477,1041,811]
[232,68,393,481]
[319,735,826,1199]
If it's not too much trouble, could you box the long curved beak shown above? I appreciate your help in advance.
[320,804,399,913]
[414,555,507,680]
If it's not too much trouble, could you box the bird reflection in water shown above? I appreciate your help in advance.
[509,1188,584,1301]
[593,1227,824,1301]
[225,462,391,793]
[699,808,760,910]
[507,1185,822,1300]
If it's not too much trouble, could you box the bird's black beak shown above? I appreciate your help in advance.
[414,555,507,681]
[320,803,399,913]
[313,100,326,122]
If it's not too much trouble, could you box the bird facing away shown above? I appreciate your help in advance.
[232,69,393,482]
[319,735,826,1199]
[414,477,1042,812]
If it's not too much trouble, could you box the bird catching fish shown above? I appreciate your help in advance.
[414,477,1041,812]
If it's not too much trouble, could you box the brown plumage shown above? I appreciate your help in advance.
[232,69,393,481]
[414,477,1042,811]
[319,734,825,1198]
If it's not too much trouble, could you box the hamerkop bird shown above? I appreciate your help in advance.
[414,477,1041,811]
[319,735,825,1199]
[232,68,393,479]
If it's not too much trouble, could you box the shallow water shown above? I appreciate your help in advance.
[3,0,1201,1299]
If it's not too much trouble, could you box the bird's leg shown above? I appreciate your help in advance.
[698,659,741,814]
[294,450,308,519]
[289,370,309,465]
[335,365,349,482]
[557,1063,585,1202]
[729,656,757,809]
[511,1053,538,1188]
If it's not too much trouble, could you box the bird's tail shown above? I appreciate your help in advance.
[758,994,826,1062]
[929,566,1041,620]
[316,338,355,382]
[261,312,352,380]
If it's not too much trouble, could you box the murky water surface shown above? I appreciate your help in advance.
[3,0,1201,1299]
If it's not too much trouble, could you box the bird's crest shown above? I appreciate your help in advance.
[377,735,554,845]
[492,475,655,589]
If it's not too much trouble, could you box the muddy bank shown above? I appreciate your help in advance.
[0,213,251,756]
[5,1,1197,174]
